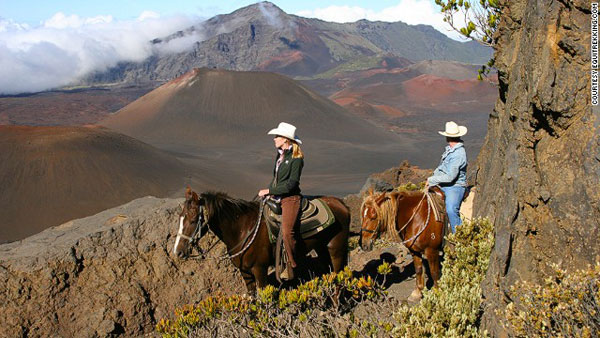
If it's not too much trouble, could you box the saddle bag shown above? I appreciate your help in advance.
[265,198,282,214]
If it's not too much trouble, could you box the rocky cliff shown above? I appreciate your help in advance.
[0,197,245,337]
[473,0,599,334]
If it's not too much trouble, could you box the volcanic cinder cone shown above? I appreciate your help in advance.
[101,68,401,148]
[0,125,188,242]
[100,68,420,196]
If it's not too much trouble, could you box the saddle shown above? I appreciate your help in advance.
[264,197,336,282]
[426,188,452,248]
[263,197,336,243]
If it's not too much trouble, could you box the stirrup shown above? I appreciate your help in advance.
[280,264,294,280]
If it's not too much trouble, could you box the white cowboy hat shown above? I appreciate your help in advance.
[267,122,302,144]
[438,121,467,137]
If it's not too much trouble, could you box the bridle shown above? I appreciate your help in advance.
[175,204,210,255]
[175,199,266,260]
[359,205,382,239]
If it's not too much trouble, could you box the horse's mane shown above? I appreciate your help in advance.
[200,191,259,224]
[361,191,405,242]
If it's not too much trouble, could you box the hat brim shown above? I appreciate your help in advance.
[438,126,467,137]
[267,128,302,144]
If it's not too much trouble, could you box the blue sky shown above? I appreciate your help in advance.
[0,0,444,27]
[0,1,466,94]
[0,1,406,24]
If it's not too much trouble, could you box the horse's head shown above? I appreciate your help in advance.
[173,187,207,258]
[359,190,390,251]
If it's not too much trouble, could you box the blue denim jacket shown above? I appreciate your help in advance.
[427,143,467,187]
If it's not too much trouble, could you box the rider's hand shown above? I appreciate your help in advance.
[258,189,270,197]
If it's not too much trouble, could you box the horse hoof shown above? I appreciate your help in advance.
[407,289,422,303]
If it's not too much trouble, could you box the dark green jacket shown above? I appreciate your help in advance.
[269,149,303,196]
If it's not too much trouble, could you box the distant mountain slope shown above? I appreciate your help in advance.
[0,125,187,242]
[0,86,154,126]
[84,2,492,85]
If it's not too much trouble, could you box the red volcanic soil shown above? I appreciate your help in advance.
[0,86,154,126]
[400,74,497,108]
[0,125,188,242]
[257,50,307,69]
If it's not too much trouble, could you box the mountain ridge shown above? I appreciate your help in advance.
[83,1,492,86]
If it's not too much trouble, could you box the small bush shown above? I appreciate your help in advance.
[393,217,495,337]
[503,262,600,337]
[396,182,425,192]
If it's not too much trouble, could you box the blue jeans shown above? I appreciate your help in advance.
[441,186,466,233]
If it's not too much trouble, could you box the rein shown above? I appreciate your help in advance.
[398,193,432,247]
[183,198,266,261]
[363,192,432,247]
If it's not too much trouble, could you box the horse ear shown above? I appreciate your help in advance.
[185,186,193,200]
[192,191,200,203]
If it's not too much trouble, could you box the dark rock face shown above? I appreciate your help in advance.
[473,0,598,334]
[0,197,245,337]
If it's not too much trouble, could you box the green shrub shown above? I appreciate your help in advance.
[503,262,600,337]
[396,182,425,192]
[393,217,495,337]
[156,267,396,337]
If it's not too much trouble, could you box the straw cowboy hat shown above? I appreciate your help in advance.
[267,122,302,144]
[438,121,467,137]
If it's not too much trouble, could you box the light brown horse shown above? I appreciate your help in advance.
[174,188,350,293]
[359,188,445,302]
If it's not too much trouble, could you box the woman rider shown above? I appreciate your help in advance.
[426,121,468,233]
[258,122,304,280]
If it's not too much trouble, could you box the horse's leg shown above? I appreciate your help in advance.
[240,270,257,294]
[252,265,269,290]
[425,247,441,288]
[408,253,424,302]
[328,229,349,273]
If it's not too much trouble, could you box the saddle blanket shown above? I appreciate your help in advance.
[264,197,335,243]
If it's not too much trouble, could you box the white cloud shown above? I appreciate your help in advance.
[296,0,467,41]
[137,11,161,21]
[43,12,114,29]
[0,12,201,94]
[0,18,29,32]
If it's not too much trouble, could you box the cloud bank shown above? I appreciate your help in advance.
[0,13,200,94]
[296,0,467,41]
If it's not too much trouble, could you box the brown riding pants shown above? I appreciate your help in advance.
[281,195,301,269]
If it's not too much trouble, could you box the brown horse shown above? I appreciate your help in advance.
[174,188,350,292]
[359,188,445,302]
